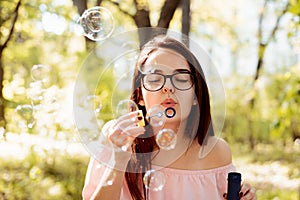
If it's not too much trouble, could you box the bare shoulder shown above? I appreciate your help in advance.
[214,137,232,160]
[205,136,232,167]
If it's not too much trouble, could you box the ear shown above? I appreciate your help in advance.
[192,98,198,105]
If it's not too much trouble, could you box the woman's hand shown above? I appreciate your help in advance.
[239,182,256,200]
[223,182,256,200]
[106,110,145,151]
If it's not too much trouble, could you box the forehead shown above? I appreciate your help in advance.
[143,48,189,73]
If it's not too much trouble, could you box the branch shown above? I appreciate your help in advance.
[265,3,289,45]
[96,0,103,6]
[254,1,289,82]
[0,0,21,55]
[72,0,87,16]
[157,0,182,28]
[258,0,267,44]
[109,1,134,18]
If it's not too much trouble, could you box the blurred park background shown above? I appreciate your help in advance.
[1,0,300,199]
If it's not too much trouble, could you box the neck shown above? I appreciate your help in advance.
[151,119,195,167]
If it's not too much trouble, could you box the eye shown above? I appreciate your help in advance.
[148,74,163,81]
[174,74,191,83]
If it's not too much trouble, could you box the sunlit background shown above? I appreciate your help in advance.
[0,0,299,199]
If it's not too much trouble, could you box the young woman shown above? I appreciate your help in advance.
[82,35,256,200]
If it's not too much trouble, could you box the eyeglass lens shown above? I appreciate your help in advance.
[143,73,193,91]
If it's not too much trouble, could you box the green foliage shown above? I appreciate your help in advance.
[224,66,300,146]
[289,0,300,15]
[265,66,300,141]
[230,141,300,200]
[0,149,89,200]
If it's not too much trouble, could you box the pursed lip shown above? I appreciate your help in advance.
[160,98,177,107]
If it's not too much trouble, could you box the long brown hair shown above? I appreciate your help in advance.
[125,35,213,200]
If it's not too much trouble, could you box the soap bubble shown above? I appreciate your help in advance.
[156,129,177,150]
[78,6,114,41]
[31,64,50,83]
[146,105,166,127]
[143,169,166,191]
[115,99,138,118]
[15,104,35,128]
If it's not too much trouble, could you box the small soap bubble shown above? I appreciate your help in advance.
[115,99,138,118]
[15,104,35,128]
[31,64,50,83]
[156,129,177,150]
[78,6,114,41]
[143,169,166,191]
[146,105,166,127]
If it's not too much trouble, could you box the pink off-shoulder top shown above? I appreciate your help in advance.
[82,158,236,200]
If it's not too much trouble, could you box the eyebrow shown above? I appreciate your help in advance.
[174,69,191,73]
[145,68,191,74]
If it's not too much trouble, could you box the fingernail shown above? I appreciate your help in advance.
[137,116,143,120]
[239,192,243,197]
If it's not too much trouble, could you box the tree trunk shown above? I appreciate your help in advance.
[247,2,289,149]
[0,59,5,128]
[0,0,21,129]
[181,0,190,46]
[157,0,182,28]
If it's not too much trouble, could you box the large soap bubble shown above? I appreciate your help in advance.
[143,169,166,191]
[73,27,226,173]
[156,128,177,150]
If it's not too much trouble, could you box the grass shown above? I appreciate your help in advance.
[230,141,300,200]
[0,139,299,200]
[0,149,89,200]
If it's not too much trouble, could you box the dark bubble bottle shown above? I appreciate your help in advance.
[227,172,241,200]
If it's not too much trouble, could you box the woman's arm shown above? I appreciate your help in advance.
[82,155,129,200]
[82,112,145,199]
[90,166,126,200]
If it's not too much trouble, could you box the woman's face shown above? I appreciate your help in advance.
[140,48,196,126]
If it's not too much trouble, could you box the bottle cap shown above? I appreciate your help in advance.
[228,172,241,182]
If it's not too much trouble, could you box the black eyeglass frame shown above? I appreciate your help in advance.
[141,71,195,92]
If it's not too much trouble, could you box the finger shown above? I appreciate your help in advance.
[240,183,256,200]
[109,126,145,148]
[222,193,227,199]
[240,182,251,195]
[115,110,140,124]
[121,126,145,138]
[113,112,143,130]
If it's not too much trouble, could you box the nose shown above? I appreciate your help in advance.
[162,78,175,94]
[162,87,174,93]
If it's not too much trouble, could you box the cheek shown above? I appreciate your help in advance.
[177,92,194,112]
[142,90,161,109]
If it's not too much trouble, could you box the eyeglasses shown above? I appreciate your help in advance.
[141,71,194,92]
